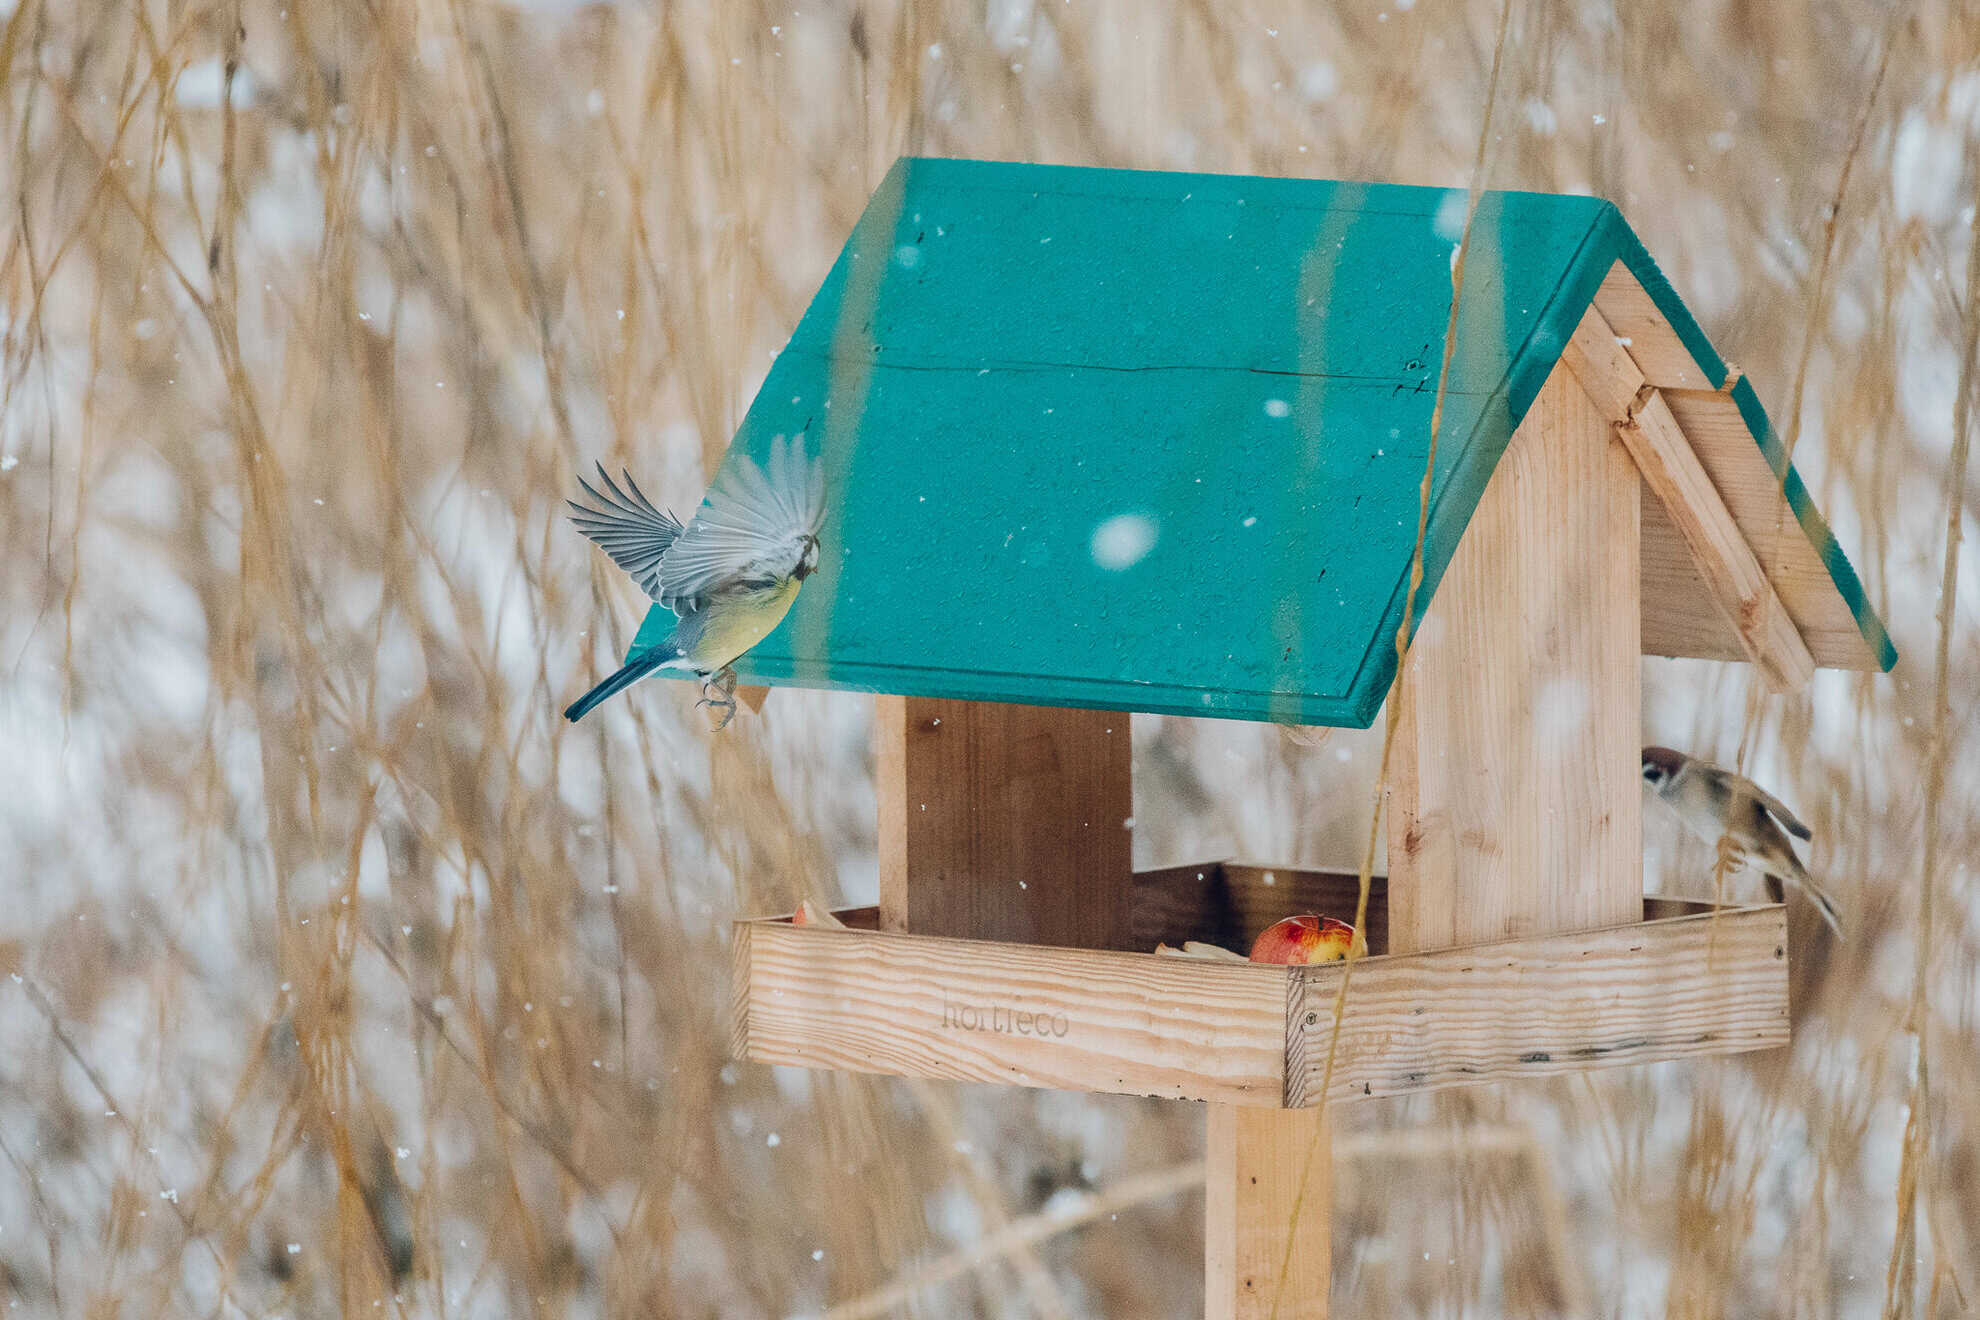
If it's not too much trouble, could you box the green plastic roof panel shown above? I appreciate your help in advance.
[631,157,1893,727]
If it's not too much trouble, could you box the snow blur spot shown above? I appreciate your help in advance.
[1090,512,1158,571]
[1040,1186,1091,1217]
[1263,398,1290,418]
[1523,99,1558,136]
[1433,190,1468,242]
[894,244,922,269]
[1893,112,1964,223]
[174,57,256,109]
[1534,677,1591,744]
[1299,61,1338,102]
[1949,71,1980,133]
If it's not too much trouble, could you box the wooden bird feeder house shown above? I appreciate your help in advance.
[646,159,1896,1316]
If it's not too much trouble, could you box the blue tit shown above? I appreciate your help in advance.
[564,434,825,729]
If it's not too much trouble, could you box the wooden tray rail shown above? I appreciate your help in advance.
[732,862,1788,1109]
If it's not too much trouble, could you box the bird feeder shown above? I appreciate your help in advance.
[663,159,1896,1316]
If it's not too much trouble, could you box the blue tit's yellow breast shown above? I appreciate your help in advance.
[685,576,804,672]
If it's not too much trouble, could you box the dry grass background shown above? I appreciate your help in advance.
[1,0,1976,1315]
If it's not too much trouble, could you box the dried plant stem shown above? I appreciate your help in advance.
[820,1161,1206,1320]
[1267,4,1517,1316]
[1881,139,1980,1320]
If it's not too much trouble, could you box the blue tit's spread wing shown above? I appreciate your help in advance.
[658,433,825,612]
[568,463,685,603]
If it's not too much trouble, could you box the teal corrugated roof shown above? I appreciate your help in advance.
[630,158,1893,726]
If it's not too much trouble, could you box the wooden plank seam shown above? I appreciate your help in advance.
[1283,969,1311,1108]
[1562,306,1816,692]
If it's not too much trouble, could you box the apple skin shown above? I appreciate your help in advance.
[1248,915,1366,964]
[791,899,846,929]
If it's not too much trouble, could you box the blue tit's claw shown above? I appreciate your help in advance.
[697,675,739,731]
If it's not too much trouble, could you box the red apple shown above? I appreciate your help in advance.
[792,899,845,929]
[1248,914,1365,964]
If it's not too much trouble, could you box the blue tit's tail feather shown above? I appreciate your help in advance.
[565,656,665,722]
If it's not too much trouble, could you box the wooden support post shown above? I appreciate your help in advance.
[1206,1106,1331,1319]
[1387,363,1643,950]
[875,696,1134,949]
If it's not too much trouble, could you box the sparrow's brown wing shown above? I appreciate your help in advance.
[1746,782,1812,841]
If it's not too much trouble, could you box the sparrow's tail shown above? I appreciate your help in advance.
[564,655,665,722]
[1781,853,1844,938]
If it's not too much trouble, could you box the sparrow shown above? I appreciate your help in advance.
[564,434,825,729]
[1641,746,1842,935]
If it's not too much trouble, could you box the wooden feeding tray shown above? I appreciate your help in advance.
[733,862,1788,1110]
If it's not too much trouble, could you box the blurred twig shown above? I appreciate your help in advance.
[1882,133,1980,1320]
[820,1160,1205,1320]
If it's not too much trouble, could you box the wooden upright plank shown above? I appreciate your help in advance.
[1562,308,1816,693]
[1207,1106,1331,1319]
[1387,363,1642,951]
[876,696,1134,949]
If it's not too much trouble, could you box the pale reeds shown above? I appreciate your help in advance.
[1,0,1976,1315]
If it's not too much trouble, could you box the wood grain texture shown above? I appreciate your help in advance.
[1562,307,1816,692]
[735,919,1290,1104]
[1592,263,1717,390]
[1621,391,1815,691]
[1656,389,1884,670]
[877,696,1134,949]
[1387,364,1643,953]
[1582,263,1882,671]
[1206,1105,1331,1319]
[1286,904,1790,1105]
[734,899,1790,1107]
[1561,302,1652,419]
